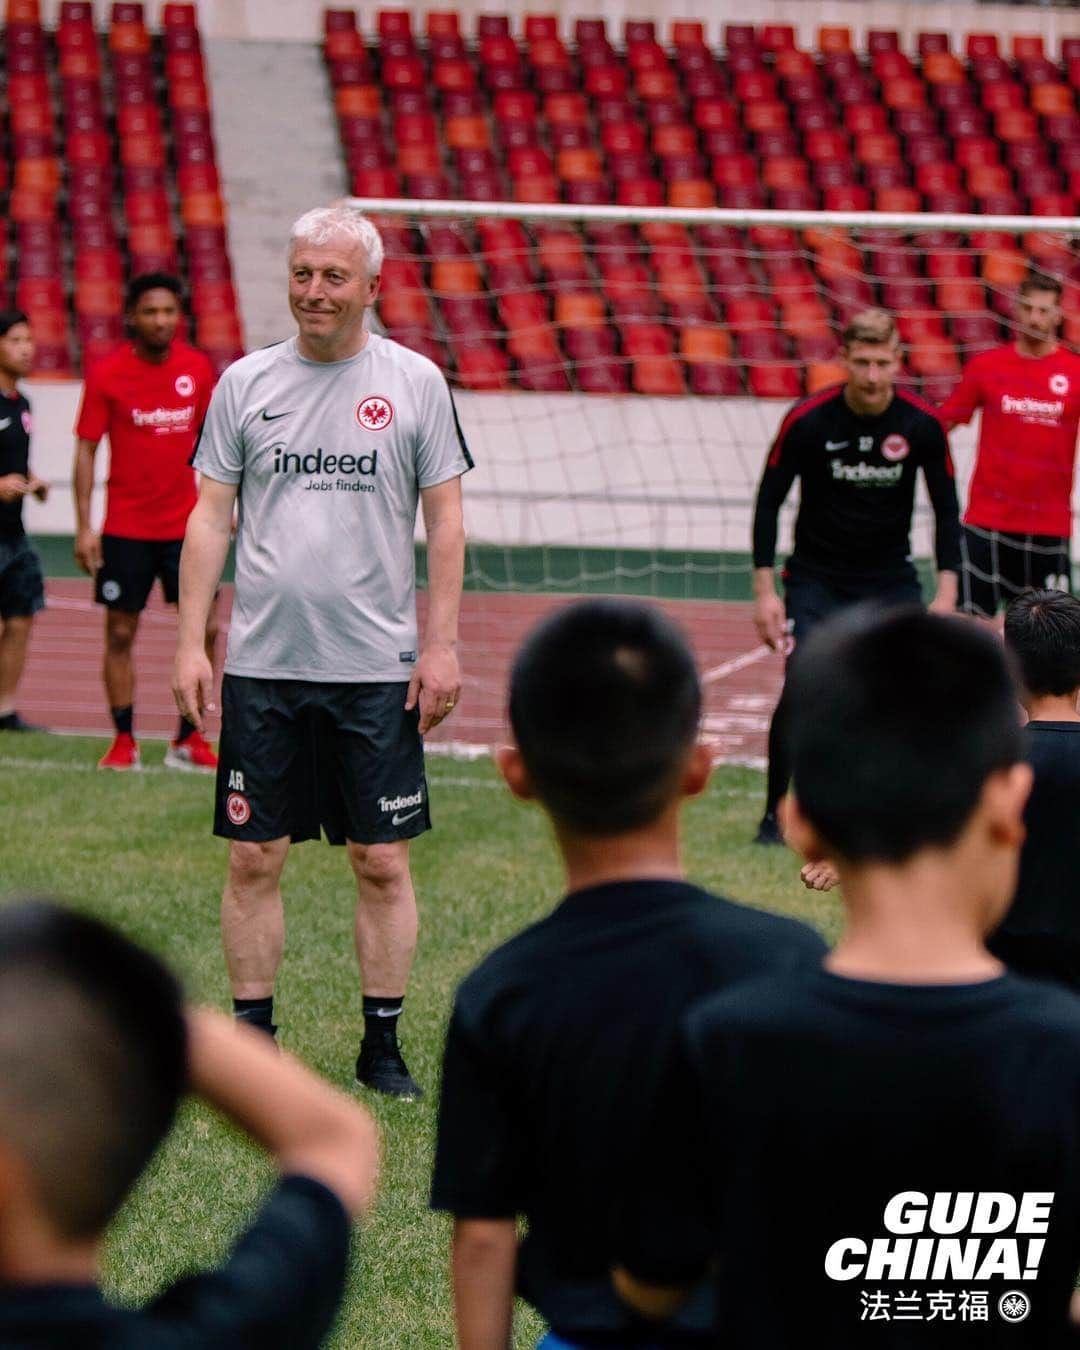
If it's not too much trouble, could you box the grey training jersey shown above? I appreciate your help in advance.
[194,334,472,682]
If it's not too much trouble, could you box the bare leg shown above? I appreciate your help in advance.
[221,837,291,998]
[0,616,33,715]
[348,839,417,997]
[104,609,140,710]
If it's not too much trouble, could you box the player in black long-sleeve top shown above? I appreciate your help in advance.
[0,309,50,732]
[750,309,962,843]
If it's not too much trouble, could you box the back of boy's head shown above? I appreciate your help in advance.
[1004,588,1080,697]
[0,900,186,1240]
[508,599,701,835]
[786,606,1023,863]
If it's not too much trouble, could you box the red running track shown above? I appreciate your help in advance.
[13,580,783,763]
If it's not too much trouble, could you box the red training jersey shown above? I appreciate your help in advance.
[938,344,1080,537]
[75,341,215,540]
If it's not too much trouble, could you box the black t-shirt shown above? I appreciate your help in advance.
[621,969,1080,1348]
[0,389,32,538]
[430,879,827,1344]
[997,722,1080,941]
[752,384,962,583]
[0,1175,351,1349]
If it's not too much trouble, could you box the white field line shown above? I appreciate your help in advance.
[701,645,773,684]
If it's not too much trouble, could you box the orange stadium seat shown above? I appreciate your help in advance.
[180,191,225,227]
[807,361,846,392]
[1032,84,1074,117]
[818,26,852,53]
[981,249,1028,288]
[555,292,605,328]
[668,180,714,207]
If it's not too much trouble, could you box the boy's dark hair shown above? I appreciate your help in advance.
[508,599,702,835]
[786,606,1023,863]
[1004,588,1080,697]
[0,309,29,338]
[1018,271,1063,300]
[0,900,187,1239]
[125,272,182,311]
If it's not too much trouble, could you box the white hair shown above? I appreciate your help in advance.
[288,204,384,274]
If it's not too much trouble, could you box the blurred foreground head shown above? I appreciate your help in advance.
[506,599,704,835]
[0,900,186,1241]
[786,606,1023,864]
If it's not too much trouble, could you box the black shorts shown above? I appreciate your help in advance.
[214,675,431,845]
[959,526,1071,618]
[0,533,45,620]
[95,535,183,611]
[783,562,922,645]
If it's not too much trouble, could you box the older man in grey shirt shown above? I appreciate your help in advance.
[173,204,472,1099]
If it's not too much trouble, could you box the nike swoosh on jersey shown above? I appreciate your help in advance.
[392,808,422,826]
[825,440,849,450]
[261,409,295,421]
[0,419,11,431]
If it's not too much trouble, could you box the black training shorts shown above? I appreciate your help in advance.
[0,533,45,620]
[213,675,431,845]
[959,525,1071,618]
[783,560,922,645]
[95,535,184,611]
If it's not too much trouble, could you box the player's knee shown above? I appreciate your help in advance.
[105,614,138,654]
[348,841,409,893]
[227,839,286,892]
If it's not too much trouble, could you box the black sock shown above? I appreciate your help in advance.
[111,704,134,735]
[176,715,197,744]
[764,692,791,817]
[362,995,403,1043]
[0,713,16,729]
[234,996,277,1039]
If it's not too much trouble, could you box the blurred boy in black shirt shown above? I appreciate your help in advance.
[991,588,1080,988]
[617,608,1080,1347]
[0,900,378,1348]
[431,600,825,1350]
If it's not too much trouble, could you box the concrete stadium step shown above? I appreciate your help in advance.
[205,40,347,352]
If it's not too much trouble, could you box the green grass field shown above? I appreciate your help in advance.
[0,733,842,1348]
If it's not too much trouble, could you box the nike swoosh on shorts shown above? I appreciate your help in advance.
[392,808,422,826]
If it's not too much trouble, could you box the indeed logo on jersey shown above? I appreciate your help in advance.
[132,405,195,431]
[1001,394,1065,421]
[273,445,378,493]
[831,459,903,485]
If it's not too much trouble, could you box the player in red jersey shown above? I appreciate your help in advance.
[939,272,1080,619]
[72,273,219,771]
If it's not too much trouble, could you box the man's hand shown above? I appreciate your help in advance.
[800,860,840,892]
[405,640,461,734]
[928,571,959,616]
[753,591,788,650]
[74,527,102,574]
[27,474,49,502]
[172,644,216,732]
[0,473,29,504]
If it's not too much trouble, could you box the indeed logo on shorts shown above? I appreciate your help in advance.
[378,790,423,812]
[273,447,378,477]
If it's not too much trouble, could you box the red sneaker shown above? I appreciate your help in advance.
[98,732,140,771]
[164,730,218,773]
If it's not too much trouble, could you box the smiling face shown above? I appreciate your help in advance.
[841,339,901,416]
[288,236,381,361]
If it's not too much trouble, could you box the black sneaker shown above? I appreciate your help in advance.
[753,811,784,846]
[356,1038,424,1101]
[0,712,46,733]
